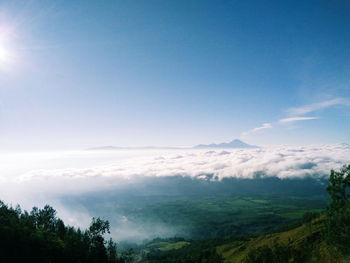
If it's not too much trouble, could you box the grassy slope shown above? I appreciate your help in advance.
[216,217,345,263]
[134,240,190,262]
[146,241,190,251]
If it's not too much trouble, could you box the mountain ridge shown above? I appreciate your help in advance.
[194,139,258,149]
[87,139,258,151]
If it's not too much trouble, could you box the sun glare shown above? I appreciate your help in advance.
[0,44,10,63]
[0,26,16,71]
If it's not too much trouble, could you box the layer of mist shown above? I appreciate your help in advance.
[0,143,349,242]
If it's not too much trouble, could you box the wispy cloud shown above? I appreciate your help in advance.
[242,97,350,137]
[241,123,272,137]
[287,98,350,115]
[279,116,320,123]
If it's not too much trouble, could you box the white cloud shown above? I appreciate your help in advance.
[287,98,350,115]
[241,122,272,137]
[12,144,350,187]
[279,116,320,123]
[240,98,350,137]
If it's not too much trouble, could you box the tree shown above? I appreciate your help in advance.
[0,201,123,263]
[89,217,110,236]
[88,217,111,263]
[106,238,119,263]
[120,248,134,263]
[325,164,350,252]
[326,165,350,210]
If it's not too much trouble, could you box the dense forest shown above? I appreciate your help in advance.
[0,164,350,262]
[0,202,133,262]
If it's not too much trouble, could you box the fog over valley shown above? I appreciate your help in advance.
[1,143,349,241]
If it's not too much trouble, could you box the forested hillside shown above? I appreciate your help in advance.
[217,164,350,263]
[0,202,132,263]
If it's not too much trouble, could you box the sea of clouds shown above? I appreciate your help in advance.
[18,143,350,181]
[0,143,349,239]
[1,143,349,201]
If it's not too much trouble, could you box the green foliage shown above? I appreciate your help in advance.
[325,164,350,252]
[326,165,350,210]
[142,239,224,263]
[107,238,119,263]
[103,194,326,240]
[120,248,134,263]
[0,201,127,263]
[302,211,320,224]
[244,241,307,263]
[89,217,110,236]
[218,165,350,263]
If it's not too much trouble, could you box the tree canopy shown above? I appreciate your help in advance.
[0,201,130,263]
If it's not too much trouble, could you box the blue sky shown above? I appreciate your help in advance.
[0,0,349,150]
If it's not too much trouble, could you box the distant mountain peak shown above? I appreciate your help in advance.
[193,139,258,149]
